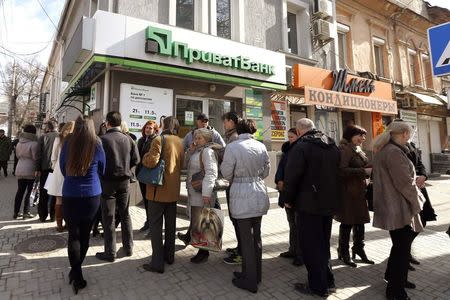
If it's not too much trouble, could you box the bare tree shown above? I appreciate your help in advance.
[0,58,43,132]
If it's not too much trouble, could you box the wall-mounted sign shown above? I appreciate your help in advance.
[88,82,99,112]
[91,11,286,86]
[245,89,264,141]
[332,69,375,94]
[271,100,287,140]
[304,86,398,114]
[119,83,173,139]
[146,27,274,76]
[372,112,384,138]
[185,111,194,126]
[399,109,419,145]
[293,64,392,100]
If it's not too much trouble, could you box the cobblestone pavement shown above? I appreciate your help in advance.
[0,172,449,300]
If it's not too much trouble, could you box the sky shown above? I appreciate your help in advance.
[0,0,449,77]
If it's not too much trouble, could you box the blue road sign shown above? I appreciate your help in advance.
[428,21,450,77]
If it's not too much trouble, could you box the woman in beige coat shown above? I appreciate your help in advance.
[141,117,184,274]
[372,121,424,300]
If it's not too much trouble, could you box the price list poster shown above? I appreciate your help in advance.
[120,83,173,139]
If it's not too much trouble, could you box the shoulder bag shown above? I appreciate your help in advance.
[191,149,229,193]
[137,135,165,186]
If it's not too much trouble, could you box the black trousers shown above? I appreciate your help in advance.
[14,179,34,215]
[101,179,133,256]
[226,188,241,254]
[0,160,7,176]
[38,170,55,221]
[297,212,334,294]
[63,195,100,281]
[148,201,177,272]
[139,182,149,226]
[385,226,415,297]
[236,217,262,290]
[286,207,302,258]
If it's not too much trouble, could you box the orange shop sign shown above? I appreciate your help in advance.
[293,64,397,114]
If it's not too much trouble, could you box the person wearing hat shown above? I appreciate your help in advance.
[183,113,225,151]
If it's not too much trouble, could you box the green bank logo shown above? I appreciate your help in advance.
[145,26,275,76]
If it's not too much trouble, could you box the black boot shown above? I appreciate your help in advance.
[352,224,374,264]
[338,224,357,267]
[177,229,191,245]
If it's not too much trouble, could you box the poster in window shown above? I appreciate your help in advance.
[271,100,287,140]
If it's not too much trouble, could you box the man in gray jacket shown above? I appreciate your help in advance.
[183,113,225,151]
[36,120,59,222]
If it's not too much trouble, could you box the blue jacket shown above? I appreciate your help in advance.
[60,141,106,198]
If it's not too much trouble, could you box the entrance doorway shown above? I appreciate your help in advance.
[176,96,236,138]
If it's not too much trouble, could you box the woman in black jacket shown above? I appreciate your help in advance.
[275,128,302,266]
[136,121,160,232]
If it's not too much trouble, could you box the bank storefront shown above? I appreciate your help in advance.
[59,11,286,142]
[291,64,397,153]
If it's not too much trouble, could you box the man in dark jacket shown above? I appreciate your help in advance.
[36,120,59,222]
[284,118,340,298]
[96,111,139,262]
[0,129,12,177]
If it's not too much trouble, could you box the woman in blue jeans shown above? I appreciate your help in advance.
[60,116,105,294]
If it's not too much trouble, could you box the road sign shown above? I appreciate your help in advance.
[428,21,450,77]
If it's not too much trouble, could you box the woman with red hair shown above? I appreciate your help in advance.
[136,120,160,232]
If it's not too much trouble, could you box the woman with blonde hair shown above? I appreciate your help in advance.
[372,121,424,300]
[45,121,75,231]
[60,116,105,294]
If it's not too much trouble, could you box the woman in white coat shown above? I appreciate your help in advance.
[184,128,221,263]
[45,121,74,231]
[220,119,270,294]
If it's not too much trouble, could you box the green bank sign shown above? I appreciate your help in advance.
[145,26,275,76]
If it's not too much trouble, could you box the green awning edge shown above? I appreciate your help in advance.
[62,54,287,97]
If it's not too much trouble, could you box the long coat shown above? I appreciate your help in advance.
[220,133,270,219]
[0,135,11,161]
[334,140,370,225]
[142,134,184,203]
[372,141,424,232]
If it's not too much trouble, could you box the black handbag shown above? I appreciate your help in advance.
[365,181,373,212]
[191,149,229,192]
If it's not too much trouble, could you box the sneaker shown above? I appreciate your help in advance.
[95,252,115,262]
[226,247,239,256]
[23,212,34,219]
[223,254,242,265]
[13,212,23,219]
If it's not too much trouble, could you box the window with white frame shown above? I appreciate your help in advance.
[285,1,311,58]
[287,11,298,54]
[217,0,231,39]
[176,0,194,30]
[373,37,385,77]
[337,23,350,70]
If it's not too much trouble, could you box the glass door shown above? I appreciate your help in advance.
[208,99,235,136]
[176,96,208,138]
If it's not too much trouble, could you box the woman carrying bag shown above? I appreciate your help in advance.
[184,128,222,263]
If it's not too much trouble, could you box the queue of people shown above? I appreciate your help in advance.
[5,111,439,299]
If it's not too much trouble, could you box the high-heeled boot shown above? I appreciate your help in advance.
[352,224,374,264]
[338,224,357,267]
[55,204,64,232]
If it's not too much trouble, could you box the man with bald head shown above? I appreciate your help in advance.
[284,118,340,298]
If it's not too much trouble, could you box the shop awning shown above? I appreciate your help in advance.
[410,92,444,106]
[437,94,448,104]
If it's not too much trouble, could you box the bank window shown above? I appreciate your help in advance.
[176,0,194,30]
[287,12,298,54]
[337,23,350,69]
[422,54,433,89]
[217,0,231,39]
[373,37,385,77]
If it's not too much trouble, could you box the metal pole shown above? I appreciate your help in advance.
[7,60,16,138]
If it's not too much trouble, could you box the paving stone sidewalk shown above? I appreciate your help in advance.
[0,173,449,300]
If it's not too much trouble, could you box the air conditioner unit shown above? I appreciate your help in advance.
[313,19,333,41]
[315,0,332,19]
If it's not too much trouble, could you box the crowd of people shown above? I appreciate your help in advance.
[0,110,445,299]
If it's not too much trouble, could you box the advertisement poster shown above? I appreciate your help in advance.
[245,89,264,141]
[400,109,419,145]
[271,100,287,140]
[372,112,384,138]
[119,83,173,139]
[185,111,194,126]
